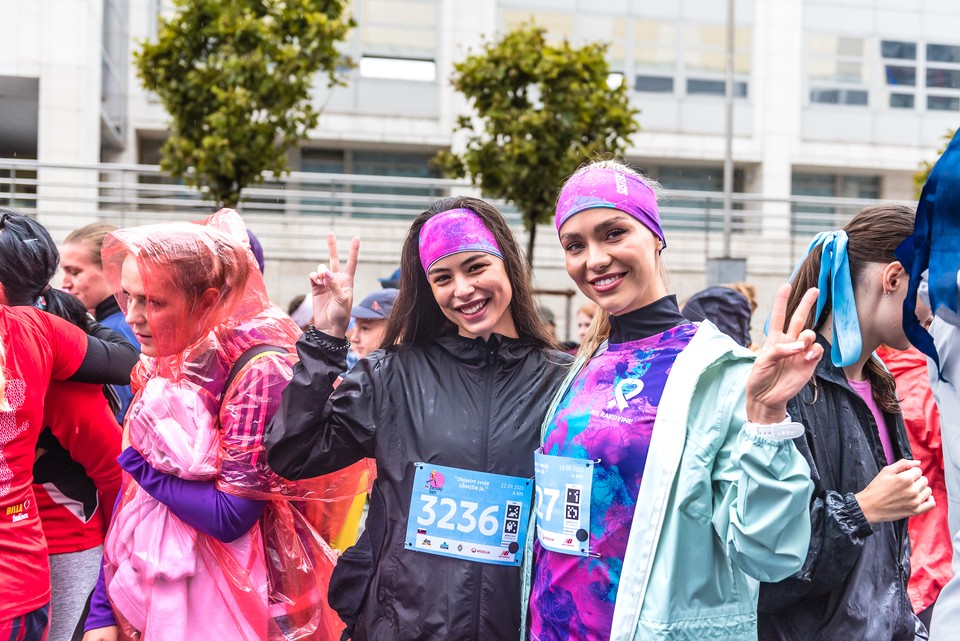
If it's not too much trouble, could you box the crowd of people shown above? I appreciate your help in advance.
[1,146,959,641]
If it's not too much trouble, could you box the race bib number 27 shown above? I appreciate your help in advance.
[534,448,594,556]
[404,463,533,566]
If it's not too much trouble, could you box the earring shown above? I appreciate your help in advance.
[882,290,891,298]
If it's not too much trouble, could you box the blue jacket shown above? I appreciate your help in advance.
[520,322,813,641]
[95,296,140,422]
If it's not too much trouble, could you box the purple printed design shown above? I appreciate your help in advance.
[529,323,696,641]
[555,167,665,249]
[418,208,504,272]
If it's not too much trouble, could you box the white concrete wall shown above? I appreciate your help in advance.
[0,0,104,227]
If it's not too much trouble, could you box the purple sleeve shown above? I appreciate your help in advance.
[85,561,117,631]
[118,448,266,542]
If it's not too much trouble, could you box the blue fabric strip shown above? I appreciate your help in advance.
[896,129,960,379]
[778,231,862,368]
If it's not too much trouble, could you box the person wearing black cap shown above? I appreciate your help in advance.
[348,288,398,359]
[680,285,755,349]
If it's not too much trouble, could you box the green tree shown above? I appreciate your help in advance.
[435,24,640,263]
[135,0,353,208]
[915,128,957,196]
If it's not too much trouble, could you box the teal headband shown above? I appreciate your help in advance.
[786,230,862,368]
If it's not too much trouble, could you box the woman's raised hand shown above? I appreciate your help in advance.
[745,284,824,424]
[310,232,360,339]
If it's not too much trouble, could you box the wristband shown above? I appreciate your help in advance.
[306,325,351,353]
[743,415,805,440]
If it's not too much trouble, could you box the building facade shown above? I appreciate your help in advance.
[1,0,958,338]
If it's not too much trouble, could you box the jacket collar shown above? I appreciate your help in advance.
[434,332,539,366]
[95,295,122,322]
[609,295,689,344]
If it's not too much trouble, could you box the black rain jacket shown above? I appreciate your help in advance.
[758,336,926,641]
[265,330,571,641]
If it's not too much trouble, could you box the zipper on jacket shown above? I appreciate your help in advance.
[472,339,498,641]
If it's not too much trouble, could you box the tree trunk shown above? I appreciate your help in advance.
[526,222,537,267]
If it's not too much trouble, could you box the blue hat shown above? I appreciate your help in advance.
[379,267,401,289]
[352,288,398,320]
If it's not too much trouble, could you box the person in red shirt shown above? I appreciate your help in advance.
[0,209,137,641]
[878,344,954,627]
[33,292,123,641]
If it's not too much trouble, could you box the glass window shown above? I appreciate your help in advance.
[928,95,960,111]
[885,65,916,86]
[889,93,915,108]
[792,173,880,234]
[926,68,960,89]
[580,15,627,69]
[808,34,868,107]
[360,0,438,59]
[635,75,673,92]
[634,45,676,71]
[809,59,866,84]
[352,151,440,178]
[881,40,916,60]
[633,19,676,73]
[810,35,864,58]
[301,149,345,173]
[677,24,751,97]
[927,44,960,64]
[686,78,748,97]
[359,56,436,82]
[502,9,574,40]
[810,89,868,105]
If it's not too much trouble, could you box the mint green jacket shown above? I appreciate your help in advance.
[520,322,814,641]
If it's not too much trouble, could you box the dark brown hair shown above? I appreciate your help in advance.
[381,196,558,350]
[782,203,915,412]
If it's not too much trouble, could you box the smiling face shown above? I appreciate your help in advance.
[120,254,201,357]
[560,208,667,316]
[427,251,518,341]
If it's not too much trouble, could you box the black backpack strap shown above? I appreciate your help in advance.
[224,344,286,394]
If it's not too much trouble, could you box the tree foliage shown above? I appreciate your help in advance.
[135,0,353,207]
[915,128,957,197]
[435,24,640,263]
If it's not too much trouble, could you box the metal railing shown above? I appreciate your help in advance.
[0,158,916,277]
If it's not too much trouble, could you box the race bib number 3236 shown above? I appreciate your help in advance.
[404,463,533,566]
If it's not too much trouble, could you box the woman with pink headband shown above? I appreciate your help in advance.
[266,197,572,640]
[518,159,820,641]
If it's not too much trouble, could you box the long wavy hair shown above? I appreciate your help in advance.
[381,196,558,350]
[782,203,915,412]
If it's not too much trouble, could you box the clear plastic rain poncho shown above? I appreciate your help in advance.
[99,210,373,641]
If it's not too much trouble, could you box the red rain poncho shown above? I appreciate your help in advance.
[99,210,372,641]
[877,345,954,612]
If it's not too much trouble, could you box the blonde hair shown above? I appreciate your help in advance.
[64,223,117,269]
[0,336,9,412]
[564,159,668,359]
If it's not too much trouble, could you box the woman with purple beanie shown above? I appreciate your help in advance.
[519,159,820,641]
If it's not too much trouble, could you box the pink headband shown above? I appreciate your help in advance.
[418,208,504,272]
[555,167,666,248]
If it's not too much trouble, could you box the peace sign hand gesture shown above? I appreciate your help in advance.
[310,232,360,339]
[746,284,824,424]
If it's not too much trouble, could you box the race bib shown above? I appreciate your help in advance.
[534,448,594,556]
[404,463,533,566]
